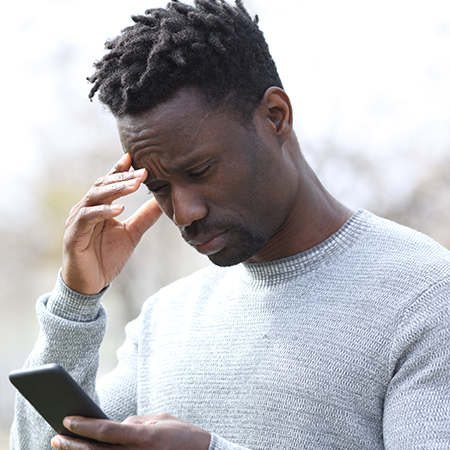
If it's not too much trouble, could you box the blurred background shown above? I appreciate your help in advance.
[1,0,449,447]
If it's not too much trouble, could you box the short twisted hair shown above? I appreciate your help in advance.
[88,0,283,118]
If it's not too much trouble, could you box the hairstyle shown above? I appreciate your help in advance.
[88,0,283,118]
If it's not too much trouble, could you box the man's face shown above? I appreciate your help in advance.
[117,88,296,266]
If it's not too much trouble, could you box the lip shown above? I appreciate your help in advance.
[193,231,229,256]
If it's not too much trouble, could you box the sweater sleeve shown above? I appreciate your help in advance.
[383,277,450,449]
[10,272,108,450]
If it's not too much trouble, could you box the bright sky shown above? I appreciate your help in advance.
[1,0,449,215]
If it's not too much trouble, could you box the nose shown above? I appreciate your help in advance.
[170,185,208,228]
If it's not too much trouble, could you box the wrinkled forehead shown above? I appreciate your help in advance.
[116,90,255,175]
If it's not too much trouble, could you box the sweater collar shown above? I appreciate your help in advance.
[239,208,372,285]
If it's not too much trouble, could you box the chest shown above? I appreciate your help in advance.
[135,293,389,449]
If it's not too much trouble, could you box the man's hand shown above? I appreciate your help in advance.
[50,414,211,450]
[62,153,162,295]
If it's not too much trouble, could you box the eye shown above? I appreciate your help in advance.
[146,183,168,195]
[189,164,211,179]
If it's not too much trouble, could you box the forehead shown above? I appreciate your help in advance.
[116,89,240,168]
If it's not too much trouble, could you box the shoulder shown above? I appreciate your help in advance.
[320,210,450,328]
[351,210,450,285]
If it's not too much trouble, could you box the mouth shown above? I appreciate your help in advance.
[189,231,229,256]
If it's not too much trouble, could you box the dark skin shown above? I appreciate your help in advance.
[55,87,352,449]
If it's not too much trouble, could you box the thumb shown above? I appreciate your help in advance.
[125,197,163,244]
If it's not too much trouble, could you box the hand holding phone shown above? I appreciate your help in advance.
[11,364,212,450]
[9,363,108,440]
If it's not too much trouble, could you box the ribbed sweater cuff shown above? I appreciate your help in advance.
[45,270,109,322]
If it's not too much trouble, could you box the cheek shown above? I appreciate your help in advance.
[229,170,271,210]
[208,168,271,220]
[213,184,269,225]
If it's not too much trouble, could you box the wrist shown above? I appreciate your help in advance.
[46,270,109,322]
[61,264,106,296]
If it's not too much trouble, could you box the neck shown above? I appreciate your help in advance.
[246,135,353,264]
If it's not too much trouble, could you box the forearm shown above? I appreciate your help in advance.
[10,272,108,450]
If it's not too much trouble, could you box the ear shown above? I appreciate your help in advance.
[258,87,293,144]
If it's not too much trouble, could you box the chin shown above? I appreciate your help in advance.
[207,253,245,267]
[207,236,266,267]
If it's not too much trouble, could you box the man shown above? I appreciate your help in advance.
[11,0,450,449]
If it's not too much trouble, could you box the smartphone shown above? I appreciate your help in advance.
[9,363,108,440]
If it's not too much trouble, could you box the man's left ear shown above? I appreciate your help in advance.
[259,87,293,144]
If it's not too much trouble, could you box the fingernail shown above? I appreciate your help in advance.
[51,437,60,449]
[133,168,146,177]
[63,416,72,428]
[112,204,124,211]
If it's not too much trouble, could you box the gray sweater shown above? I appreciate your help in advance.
[11,210,450,449]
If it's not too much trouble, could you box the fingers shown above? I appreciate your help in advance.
[52,414,211,450]
[75,153,145,212]
[66,156,147,234]
[107,152,132,175]
[51,435,98,450]
[55,416,152,446]
[125,198,163,246]
[64,204,123,248]
[67,169,151,241]
[83,168,147,208]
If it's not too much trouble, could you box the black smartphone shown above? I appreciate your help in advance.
[9,363,108,440]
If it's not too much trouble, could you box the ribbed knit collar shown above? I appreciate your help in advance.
[239,208,373,285]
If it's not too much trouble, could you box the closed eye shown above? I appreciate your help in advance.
[189,164,211,179]
[146,183,168,194]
